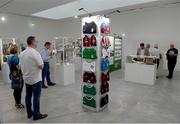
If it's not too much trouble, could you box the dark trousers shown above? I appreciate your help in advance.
[25,81,42,117]
[42,62,52,86]
[13,88,23,104]
[168,60,177,78]
[156,59,160,69]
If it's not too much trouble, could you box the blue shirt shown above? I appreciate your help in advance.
[40,47,51,62]
[7,55,19,71]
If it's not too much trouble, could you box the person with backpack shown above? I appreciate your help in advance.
[7,46,24,109]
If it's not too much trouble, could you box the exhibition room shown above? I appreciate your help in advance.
[0,0,180,123]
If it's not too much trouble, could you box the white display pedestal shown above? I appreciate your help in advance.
[1,63,11,83]
[0,71,2,81]
[75,56,82,71]
[157,59,164,77]
[55,63,75,86]
[125,63,156,85]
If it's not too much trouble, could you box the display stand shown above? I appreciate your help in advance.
[157,58,164,77]
[125,55,157,85]
[109,36,122,72]
[74,38,82,71]
[54,37,75,86]
[82,15,110,112]
[1,63,10,83]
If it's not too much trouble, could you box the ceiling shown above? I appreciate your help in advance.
[0,0,180,20]
[0,0,76,16]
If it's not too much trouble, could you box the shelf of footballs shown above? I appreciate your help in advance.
[81,15,110,112]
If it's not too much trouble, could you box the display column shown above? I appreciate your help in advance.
[82,16,110,112]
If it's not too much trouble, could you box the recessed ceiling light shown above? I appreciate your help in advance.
[122,33,126,37]
[30,23,35,27]
[74,15,78,19]
[1,16,6,22]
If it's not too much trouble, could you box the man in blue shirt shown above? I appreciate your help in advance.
[40,42,55,88]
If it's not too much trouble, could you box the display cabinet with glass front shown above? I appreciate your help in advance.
[54,37,75,64]
[54,37,75,86]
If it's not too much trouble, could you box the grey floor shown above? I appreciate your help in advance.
[0,70,180,123]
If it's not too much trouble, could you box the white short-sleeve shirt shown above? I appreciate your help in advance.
[150,48,160,59]
[20,47,43,85]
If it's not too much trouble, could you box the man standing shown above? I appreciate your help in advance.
[20,36,48,120]
[150,44,162,69]
[144,43,151,56]
[166,44,178,79]
[40,42,55,88]
[137,43,145,56]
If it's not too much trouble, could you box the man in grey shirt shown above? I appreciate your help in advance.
[137,43,151,57]
[40,42,55,88]
[145,43,151,56]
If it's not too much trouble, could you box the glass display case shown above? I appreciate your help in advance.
[54,37,75,63]
[53,37,75,86]
[75,38,82,57]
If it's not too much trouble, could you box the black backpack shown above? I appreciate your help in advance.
[83,21,97,34]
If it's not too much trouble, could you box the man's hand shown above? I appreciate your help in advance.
[38,64,44,70]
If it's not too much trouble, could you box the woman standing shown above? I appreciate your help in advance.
[7,46,24,109]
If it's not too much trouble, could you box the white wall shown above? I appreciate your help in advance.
[58,5,180,71]
[0,13,64,81]
[0,13,64,47]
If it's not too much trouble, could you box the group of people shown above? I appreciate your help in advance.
[137,43,178,79]
[5,36,179,121]
[7,36,55,120]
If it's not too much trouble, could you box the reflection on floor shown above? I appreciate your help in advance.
[0,70,180,123]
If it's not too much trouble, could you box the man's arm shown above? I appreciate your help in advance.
[40,48,51,62]
[174,49,178,56]
[34,51,44,70]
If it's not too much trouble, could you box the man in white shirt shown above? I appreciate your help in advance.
[20,36,48,120]
[150,44,161,69]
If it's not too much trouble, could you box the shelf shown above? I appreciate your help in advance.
[82,93,97,98]
[83,82,97,86]
[82,104,97,112]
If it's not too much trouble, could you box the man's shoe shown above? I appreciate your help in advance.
[48,83,56,86]
[168,77,173,79]
[28,114,33,119]
[42,85,48,89]
[166,76,172,79]
[33,113,48,121]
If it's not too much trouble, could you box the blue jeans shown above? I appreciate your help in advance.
[42,62,52,86]
[25,81,42,117]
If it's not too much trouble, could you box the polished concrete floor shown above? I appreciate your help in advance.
[0,70,180,123]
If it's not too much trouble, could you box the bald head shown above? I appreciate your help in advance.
[170,44,174,49]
